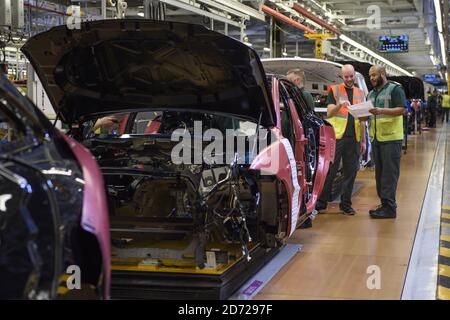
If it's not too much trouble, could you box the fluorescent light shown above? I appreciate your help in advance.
[263,47,271,52]
[439,32,447,65]
[434,0,442,33]
[430,55,437,65]
[434,0,446,65]
[137,12,144,17]
[339,34,413,76]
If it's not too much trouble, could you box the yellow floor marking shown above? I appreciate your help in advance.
[439,264,450,278]
[57,287,70,295]
[437,285,450,300]
[440,247,450,258]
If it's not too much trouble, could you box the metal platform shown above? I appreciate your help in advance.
[229,244,301,300]
[110,244,290,300]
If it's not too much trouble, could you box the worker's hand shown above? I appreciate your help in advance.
[93,115,124,131]
[338,100,350,108]
[360,140,366,156]
[104,115,123,126]
[369,107,383,115]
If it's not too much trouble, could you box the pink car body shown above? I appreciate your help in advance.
[251,78,335,235]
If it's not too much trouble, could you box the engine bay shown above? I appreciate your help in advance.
[81,133,280,272]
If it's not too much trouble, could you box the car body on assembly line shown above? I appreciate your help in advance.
[20,19,336,299]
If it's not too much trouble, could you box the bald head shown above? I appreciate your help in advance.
[341,64,356,88]
[369,65,387,89]
[342,64,355,73]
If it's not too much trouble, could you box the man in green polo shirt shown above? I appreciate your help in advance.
[367,65,406,219]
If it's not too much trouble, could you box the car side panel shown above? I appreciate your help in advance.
[305,123,336,213]
[61,134,111,299]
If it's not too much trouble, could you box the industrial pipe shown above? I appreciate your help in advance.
[261,5,315,34]
[292,3,340,35]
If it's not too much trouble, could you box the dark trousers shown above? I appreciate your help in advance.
[428,108,436,127]
[318,137,359,207]
[443,108,449,123]
[372,141,402,211]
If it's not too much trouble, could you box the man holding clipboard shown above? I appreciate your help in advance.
[316,64,367,215]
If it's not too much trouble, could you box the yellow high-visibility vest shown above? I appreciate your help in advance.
[327,83,365,141]
[368,82,404,142]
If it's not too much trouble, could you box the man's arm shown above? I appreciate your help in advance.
[370,107,406,116]
[369,86,406,117]
[327,103,340,118]
[359,120,366,155]
[360,121,366,143]
[326,89,348,118]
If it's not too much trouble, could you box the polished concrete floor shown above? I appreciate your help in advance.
[256,124,444,300]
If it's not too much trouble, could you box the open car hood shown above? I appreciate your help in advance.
[21,19,275,126]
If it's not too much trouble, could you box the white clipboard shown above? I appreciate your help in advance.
[347,100,373,118]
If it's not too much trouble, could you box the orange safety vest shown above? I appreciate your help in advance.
[327,83,365,141]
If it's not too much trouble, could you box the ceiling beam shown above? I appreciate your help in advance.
[342,23,423,30]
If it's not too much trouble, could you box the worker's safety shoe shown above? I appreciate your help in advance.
[339,204,356,215]
[369,207,396,219]
[369,205,383,215]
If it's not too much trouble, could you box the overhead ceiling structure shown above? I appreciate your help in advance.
[302,0,445,77]
[3,0,448,81]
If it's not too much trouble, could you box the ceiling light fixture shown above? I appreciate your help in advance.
[433,0,447,66]
[339,34,413,76]
[430,55,437,66]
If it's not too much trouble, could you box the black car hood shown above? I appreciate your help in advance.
[21,19,275,126]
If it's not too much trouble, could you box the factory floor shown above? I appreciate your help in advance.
[256,122,449,300]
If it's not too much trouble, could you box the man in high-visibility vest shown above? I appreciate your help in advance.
[442,91,450,123]
[367,65,406,219]
[316,64,367,215]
